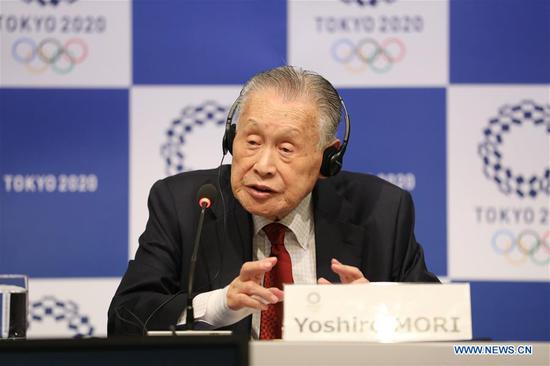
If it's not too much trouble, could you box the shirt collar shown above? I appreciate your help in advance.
[252,193,313,250]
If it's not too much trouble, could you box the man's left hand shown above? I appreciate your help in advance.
[318,258,369,284]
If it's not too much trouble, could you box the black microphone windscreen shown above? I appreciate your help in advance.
[196,183,218,207]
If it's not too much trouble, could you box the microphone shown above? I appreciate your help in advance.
[196,183,216,210]
[185,183,218,329]
[136,183,219,335]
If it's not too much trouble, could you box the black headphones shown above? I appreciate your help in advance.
[222,93,351,177]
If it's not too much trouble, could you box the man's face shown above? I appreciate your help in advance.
[230,88,324,220]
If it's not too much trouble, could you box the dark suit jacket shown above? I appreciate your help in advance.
[108,166,439,336]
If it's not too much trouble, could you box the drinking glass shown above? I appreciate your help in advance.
[0,274,28,339]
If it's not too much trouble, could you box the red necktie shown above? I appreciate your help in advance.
[260,223,294,340]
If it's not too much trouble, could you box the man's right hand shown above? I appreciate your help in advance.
[226,257,284,311]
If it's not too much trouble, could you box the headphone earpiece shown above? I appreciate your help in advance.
[223,124,236,155]
[222,99,240,156]
[320,146,343,177]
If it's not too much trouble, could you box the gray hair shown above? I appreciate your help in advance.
[236,66,342,149]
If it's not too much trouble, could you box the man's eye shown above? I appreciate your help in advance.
[247,140,259,146]
[280,145,294,154]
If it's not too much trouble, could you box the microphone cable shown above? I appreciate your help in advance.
[213,153,229,283]
[141,289,186,335]
[114,306,145,334]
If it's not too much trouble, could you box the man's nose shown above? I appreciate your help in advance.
[253,147,276,177]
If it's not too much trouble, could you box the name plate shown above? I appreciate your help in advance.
[283,283,471,342]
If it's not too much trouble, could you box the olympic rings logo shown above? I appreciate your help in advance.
[331,37,406,73]
[491,229,550,266]
[11,37,88,74]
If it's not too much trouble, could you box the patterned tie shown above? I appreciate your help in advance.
[260,223,294,340]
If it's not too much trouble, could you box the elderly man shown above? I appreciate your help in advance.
[108,66,438,339]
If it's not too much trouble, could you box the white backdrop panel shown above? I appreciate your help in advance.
[27,278,119,338]
[0,0,131,87]
[129,86,241,258]
[448,85,550,281]
[288,0,448,87]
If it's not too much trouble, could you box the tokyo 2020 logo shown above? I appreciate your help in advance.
[340,0,396,6]
[478,100,550,199]
[29,295,94,338]
[161,101,229,175]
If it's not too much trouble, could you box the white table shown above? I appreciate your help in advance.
[250,341,550,366]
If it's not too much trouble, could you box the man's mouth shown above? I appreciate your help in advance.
[245,184,277,199]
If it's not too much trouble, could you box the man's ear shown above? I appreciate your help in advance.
[330,139,341,150]
[318,139,341,180]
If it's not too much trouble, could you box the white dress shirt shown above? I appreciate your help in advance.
[178,193,317,338]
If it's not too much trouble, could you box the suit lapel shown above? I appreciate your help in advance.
[313,178,366,283]
[233,198,253,263]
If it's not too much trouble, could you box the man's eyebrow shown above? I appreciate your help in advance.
[278,126,301,137]
[242,119,301,135]
[245,119,260,128]
[239,119,261,131]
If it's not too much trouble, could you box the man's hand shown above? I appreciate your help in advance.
[318,258,369,284]
[227,257,284,311]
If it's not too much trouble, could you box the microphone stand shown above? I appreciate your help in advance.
[146,186,231,337]
[185,202,207,329]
